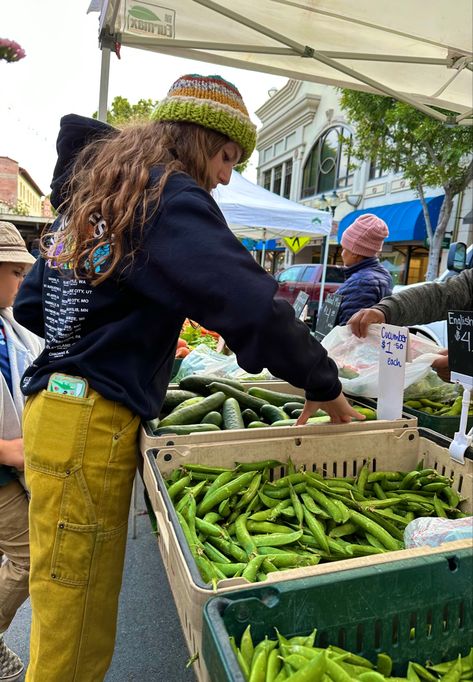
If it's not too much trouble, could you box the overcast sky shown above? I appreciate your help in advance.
[1,0,287,195]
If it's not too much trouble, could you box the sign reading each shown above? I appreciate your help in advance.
[377,324,409,420]
[293,291,310,320]
[314,293,342,341]
[283,236,311,254]
[447,310,473,378]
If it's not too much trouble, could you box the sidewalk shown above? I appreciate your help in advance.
[5,476,197,681]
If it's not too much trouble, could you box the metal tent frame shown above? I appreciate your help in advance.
[90,0,473,125]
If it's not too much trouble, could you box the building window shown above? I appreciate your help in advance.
[263,147,272,162]
[368,157,386,180]
[263,170,271,191]
[283,160,292,199]
[285,132,296,150]
[274,140,284,156]
[301,125,354,198]
[273,165,283,195]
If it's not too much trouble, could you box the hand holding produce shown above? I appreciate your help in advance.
[431,348,450,383]
[296,393,366,426]
[348,307,386,337]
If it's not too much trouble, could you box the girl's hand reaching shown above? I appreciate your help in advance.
[295,392,366,426]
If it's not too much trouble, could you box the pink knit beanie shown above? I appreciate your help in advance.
[341,214,389,257]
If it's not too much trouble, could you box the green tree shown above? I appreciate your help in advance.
[93,96,160,126]
[339,90,473,280]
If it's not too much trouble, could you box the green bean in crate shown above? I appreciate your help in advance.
[163,457,467,586]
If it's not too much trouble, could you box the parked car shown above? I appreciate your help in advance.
[395,242,472,347]
[274,263,344,325]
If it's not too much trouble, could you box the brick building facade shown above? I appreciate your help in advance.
[0,155,53,248]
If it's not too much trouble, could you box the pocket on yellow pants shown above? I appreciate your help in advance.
[50,520,98,586]
[24,390,94,476]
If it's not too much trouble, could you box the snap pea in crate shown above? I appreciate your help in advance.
[202,549,473,682]
[142,426,473,682]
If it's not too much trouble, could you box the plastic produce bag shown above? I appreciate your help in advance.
[404,516,473,548]
[403,369,461,404]
[173,344,274,383]
[321,324,442,399]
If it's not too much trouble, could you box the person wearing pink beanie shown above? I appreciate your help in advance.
[335,213,393,325]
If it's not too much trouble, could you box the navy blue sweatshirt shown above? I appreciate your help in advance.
[13,114,341,420]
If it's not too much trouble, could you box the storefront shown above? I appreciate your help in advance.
[337,195,445,285]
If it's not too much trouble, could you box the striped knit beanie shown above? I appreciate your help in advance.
[154,74,257,163]
[341,213,389,257]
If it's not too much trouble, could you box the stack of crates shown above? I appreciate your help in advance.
[142,424,473,682]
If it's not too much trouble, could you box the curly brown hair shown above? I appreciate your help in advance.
[42,121,231,284]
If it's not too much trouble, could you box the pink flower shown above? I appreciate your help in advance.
[0,38,26,62]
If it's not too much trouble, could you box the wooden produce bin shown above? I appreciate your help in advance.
[142,426,473,682]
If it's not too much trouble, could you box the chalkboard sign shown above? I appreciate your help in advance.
[447,310,473,376]
[293,291,310,319]
[314,293,342,341]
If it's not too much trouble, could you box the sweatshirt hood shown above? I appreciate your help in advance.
[50,114,116,210]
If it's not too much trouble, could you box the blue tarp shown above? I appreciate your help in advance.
[338,195,444,243]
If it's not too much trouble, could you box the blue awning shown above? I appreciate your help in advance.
[338,194,445,243]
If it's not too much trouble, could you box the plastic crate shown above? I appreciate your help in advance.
[142,426,473,682]
[352,395,472,440]
[140,381,416,452]
[202,549,473,682]
[402,404,473,439]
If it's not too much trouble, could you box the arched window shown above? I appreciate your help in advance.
[301,126,353,198]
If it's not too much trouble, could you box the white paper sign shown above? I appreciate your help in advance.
[377,324,409,420]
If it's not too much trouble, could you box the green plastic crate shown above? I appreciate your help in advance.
[402,404,473,440]
[353,395,472,440]
[202,549,473,682]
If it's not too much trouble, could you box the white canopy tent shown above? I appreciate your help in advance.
[89,0,473,125]
[214,170,331,277]
[214,170,331,240]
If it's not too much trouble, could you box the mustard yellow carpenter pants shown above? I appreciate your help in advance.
[23,388,140,682]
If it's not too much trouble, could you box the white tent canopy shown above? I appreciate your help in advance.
[214,171,331,240]
[89,0,473,125]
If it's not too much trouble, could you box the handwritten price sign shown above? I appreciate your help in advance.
[447,310,473,380]
[377,324,409,420]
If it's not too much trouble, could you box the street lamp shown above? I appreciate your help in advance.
[314,190,340,315]
[313,190,340,216]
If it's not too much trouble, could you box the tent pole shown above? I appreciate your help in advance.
[260,229,267,268]
[318,235,331,314]
[98,46,111,122]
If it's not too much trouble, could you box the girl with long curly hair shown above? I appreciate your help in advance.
[14,74,361,681]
